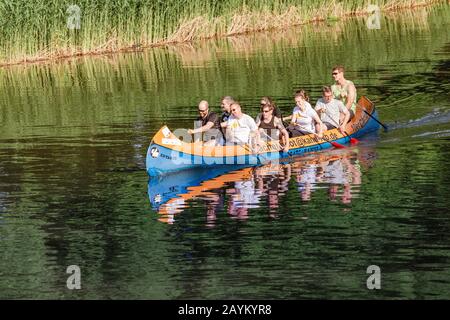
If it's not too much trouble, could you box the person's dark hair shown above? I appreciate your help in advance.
[294,89,309,102]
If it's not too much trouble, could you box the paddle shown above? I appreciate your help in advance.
[285,113,346,148]
[299,127,346,149]
[251,133,290,163]
[357,102,388,132]
[260,130,290,153]
[321,109,359,145]
[248,135,271,163]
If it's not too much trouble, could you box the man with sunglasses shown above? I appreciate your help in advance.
[221,102,261,147]
[331,65,357,119]
[188,100,223,146]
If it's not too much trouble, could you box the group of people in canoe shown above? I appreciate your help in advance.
[187,65,357,153]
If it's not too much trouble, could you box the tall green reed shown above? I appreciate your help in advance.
[0,0,445,66]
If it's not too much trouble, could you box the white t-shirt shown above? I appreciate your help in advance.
[315,98,346,127]
[226,114,258,144]
[292,102,318,133]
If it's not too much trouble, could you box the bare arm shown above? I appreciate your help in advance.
[280,128,290,152]
[253,129,261,146]
[340,107,350,132]
[283,115,293,122]
[313,113,324,137]
[188,121,215,134]
[276,118,290,152]
[346,83,356,110]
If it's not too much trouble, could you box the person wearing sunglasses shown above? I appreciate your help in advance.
[188,100,223,146]
[255,98,290,153]
[331,65,357,119]
[315,86,350,134]
[256,96,283,120]
[221,102,261,147]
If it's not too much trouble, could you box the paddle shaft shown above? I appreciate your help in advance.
[299,127,345,149]
[320,109,358,144]
[357,103,388,131]
[259,129,290,152]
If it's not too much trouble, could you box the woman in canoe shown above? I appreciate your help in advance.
[287,90,324,138]
[255,97,290,153]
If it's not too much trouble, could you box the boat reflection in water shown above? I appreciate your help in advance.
[148,145,377,224]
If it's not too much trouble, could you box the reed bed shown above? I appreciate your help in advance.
[0,0,446,67]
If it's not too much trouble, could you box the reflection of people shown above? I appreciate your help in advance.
[204,193,225,228]
[319,151,362,204]
[187,100,223,146]
[226,171,261,220]
[153,147,374,224]
[255,163,291,217]
[296,164,317,201]
[289,149,365,205]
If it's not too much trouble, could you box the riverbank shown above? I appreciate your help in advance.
[0,0,446,68]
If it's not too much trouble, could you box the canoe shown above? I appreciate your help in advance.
[146,96,380,176]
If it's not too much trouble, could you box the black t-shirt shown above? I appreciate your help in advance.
[221,111,231,123]
[197,111,220,129]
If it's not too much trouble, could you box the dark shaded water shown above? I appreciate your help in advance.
[0,4,449,299]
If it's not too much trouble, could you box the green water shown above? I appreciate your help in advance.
[0,4,449,299]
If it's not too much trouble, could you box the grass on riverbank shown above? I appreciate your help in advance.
[0,0,446,67]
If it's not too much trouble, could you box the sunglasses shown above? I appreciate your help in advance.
[332,72,339,75]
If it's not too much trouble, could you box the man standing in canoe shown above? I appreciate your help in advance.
[331,65,357,119]
[221,102,261,148]
[188,100,223,146]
